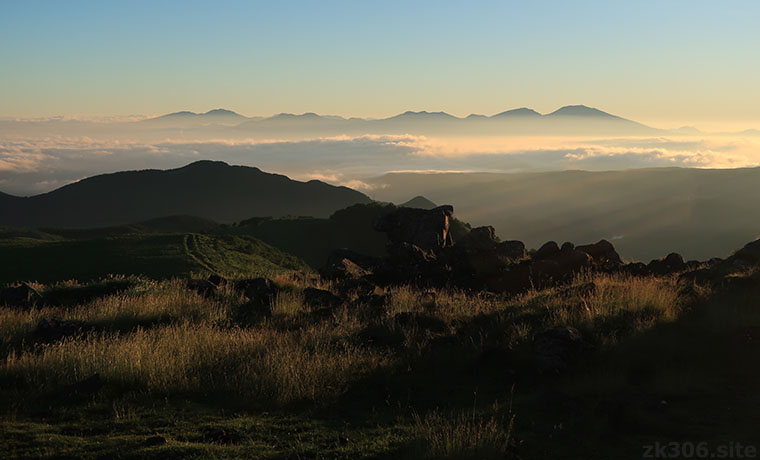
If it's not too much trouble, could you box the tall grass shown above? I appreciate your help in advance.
[1,271,686,410]
[410,403,515,460]
[2,321,386,405]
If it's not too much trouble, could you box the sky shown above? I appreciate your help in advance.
[1,0,759,129]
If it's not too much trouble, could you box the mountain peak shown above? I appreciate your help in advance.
[389,111,456,120]
[203,108,243,117]
[399,195,438,209]
[546,105,618,118]
[271,112,324,119]
[160,110,197,118]
[148,109,243,121]
[491,107,542,118]
[180,160,230,169]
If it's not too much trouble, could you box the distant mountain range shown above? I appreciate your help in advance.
[141,108,256,127]
[138,105,658,136]
[0,161,371,228]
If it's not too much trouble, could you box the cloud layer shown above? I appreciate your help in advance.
[1,133,759,196]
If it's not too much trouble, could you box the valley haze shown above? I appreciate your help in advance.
[2,105,760,262]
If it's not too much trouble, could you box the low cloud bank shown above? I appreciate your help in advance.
[1,133,758,196]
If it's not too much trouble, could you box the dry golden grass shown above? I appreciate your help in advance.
[3,321,386,404]
[0,271,687,411]
[410,403,515,460]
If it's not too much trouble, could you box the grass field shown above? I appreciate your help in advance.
[0,233,309,284]
[1,270,758,459]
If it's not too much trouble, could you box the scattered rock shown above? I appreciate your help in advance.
[387,242,437,265]
[207,274,227,286]
[576,240,623,270]
[321,249,379,280]
[374,205,454,251]
[499,240,528,260]
[0,282,43,308]
[236,278,279,309]
[354,293,390,310]
[733,239,760,265]
[648,253,687,275]
[449,226,526,277]
[304,287,342,309]
[186,278,217,297]
[622,262,650,277]
[534,241,561,260]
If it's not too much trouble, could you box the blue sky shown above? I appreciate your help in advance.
[1,0,759,127]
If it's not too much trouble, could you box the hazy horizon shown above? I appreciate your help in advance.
[2,1,760,128]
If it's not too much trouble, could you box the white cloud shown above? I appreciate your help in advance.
[1,133,759,196]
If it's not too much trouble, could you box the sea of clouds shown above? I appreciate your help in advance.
[1,129,758,196]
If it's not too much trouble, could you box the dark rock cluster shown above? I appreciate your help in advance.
[318,204,742,296]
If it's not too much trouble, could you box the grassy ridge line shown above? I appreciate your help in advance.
[182,233,217,275]
[0,233,310,285]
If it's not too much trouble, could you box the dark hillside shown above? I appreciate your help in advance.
[0,161,371,228]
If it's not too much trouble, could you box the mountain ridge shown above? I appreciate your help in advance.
[0,161,371,228]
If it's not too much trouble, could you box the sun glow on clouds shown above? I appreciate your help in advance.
[1,132,760,195]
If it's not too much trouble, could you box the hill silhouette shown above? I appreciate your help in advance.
[399,196,438,209]
[146,108,247,121]
[491,107,542,118]
[0,161,371,228]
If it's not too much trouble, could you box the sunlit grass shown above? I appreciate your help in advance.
[2,321,387,405]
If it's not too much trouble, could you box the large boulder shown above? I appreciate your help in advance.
[530,244,593,286]
[320,249,379,280]
[0,282,43,308]
[732,239,760,265]
[186,278,218,298]
[374,205,454,252]
[387,242,437,266]
[235,278,279,313]
[648,253,687,275]
[483,261,533,294]
[534,241,561,260]
[304,287,343,309]
[450,226,526,276]
[576,240,623,270]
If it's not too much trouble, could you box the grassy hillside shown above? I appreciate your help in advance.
[0,233,308,284]
[1,270,758,459]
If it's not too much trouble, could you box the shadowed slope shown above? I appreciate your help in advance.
[0,161,372,228]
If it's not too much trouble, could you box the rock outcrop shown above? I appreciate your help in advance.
[374,205,454,251]
[0,282,43,308]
